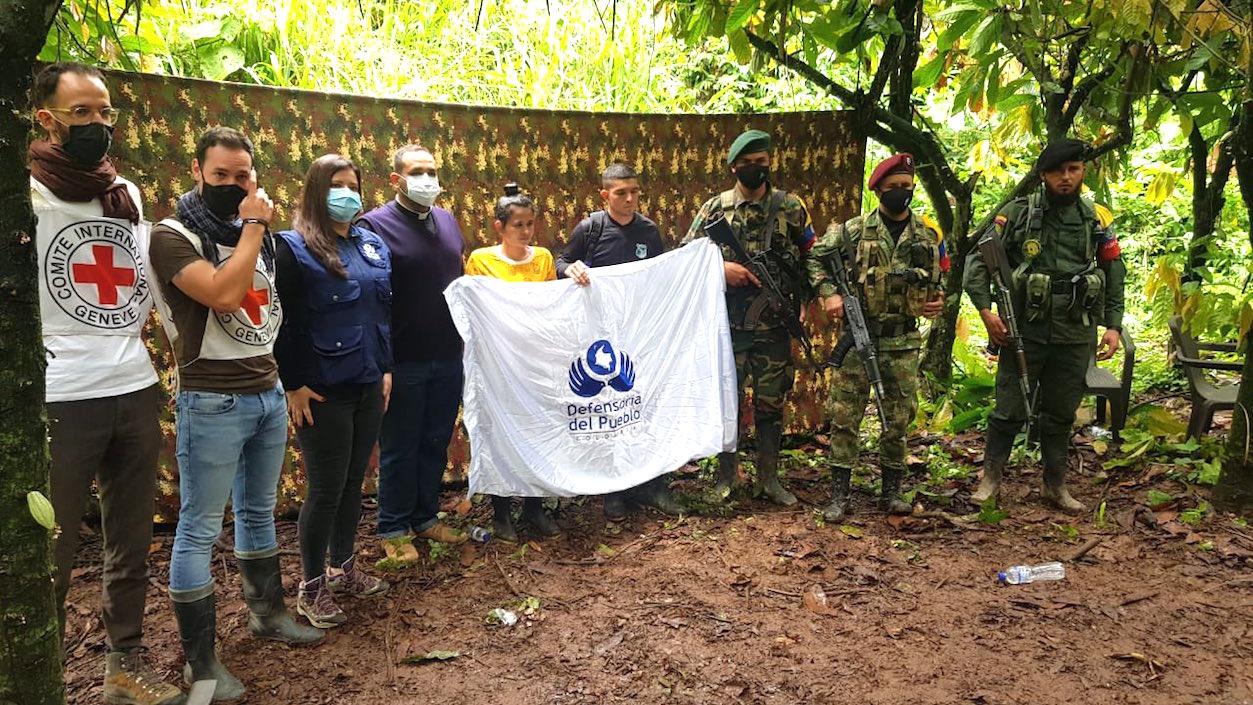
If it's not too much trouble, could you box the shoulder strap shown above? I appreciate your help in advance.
[719,190,737,226]
[762,188,786,253]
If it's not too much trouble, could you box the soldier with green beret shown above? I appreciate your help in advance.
[807,154,948,521]
[683,128,817,506]
[964,138,1126,512]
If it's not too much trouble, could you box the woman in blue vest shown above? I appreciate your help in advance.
[275,154,392,629]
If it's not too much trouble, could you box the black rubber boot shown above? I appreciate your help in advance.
[237,554,324,645]
[878,466,912,515]
[638,476,683,516]
[823,466,852,522]
[755,422,796,506]
[491,496,518,543]
[712,452,738,499]
[973,427,1014,504]
[522,498,562,537]
[172,594,245,702]
[1040,434,1084,513]
[603,492,627,522]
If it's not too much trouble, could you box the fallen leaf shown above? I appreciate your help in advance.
[885,515,906,529]
[401,650,460,665]
[839,525,864,539]
[594,630,625,655]
[802,584,837,616]
[458,543,477,567]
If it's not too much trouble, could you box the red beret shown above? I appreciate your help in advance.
[868,153,915,191]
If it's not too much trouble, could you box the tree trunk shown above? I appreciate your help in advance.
[0,0,68,703]
[1215,98,1253,515]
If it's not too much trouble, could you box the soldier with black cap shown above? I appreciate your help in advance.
[807,153,948,521]
[683,128,817,506]
[963,138,1126,512]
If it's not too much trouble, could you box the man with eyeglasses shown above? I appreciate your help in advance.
[30,62,183,704]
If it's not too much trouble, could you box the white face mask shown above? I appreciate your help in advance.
[405,174,441,208]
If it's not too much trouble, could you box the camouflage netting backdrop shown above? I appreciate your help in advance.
[99,69,865,521]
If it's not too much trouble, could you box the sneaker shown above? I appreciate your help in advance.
[327,555,389,598]
[103,649,184,705]
[380,535,421,567]
[297,575,347,629]
[414,522,467,545]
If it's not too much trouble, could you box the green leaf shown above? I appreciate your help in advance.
[728,28,753,64]
[839,525,864,538]
[180,19,223,42]
[402,650,460,664]
[726,0,758,32]
[913,52,948,88]
[198,44,246,80]
[947,407,989,433]
[27,491,55,530]
[938,10,983,49]
[977,497,1007,525]
[1146,489,1174,508]
[967,14,1002,57]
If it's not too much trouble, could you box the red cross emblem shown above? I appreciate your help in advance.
[238,286,270,326]
[71,244,135,306]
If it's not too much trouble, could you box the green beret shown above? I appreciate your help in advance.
[1035,138,1091,172]
[727,129,773,164]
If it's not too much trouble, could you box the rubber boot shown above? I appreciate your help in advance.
[712,452,738,499]
[754,422,797,506]
[972,427,1014,505]
[491,496,518,543]
[878,466,912,515]
[603,492,627,522]
[822,466,852,523]
[1041,434,1084,513]
[638,476,684,516]
[236,554,324,645]
[522,497,562,537]
[172,594,245,702]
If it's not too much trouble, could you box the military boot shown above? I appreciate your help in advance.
[972,427,1015,505]
[522,497,562,537]
[638,476,684,516]
[754,422,797,506]
[172,593,245,701]
[1041,434,1084,513]
[103,649,185,705]
[822,466,852,523]
[237,553,325,645]
[878,466,912,515]
[491,496,518,543]
[712,452,739,499]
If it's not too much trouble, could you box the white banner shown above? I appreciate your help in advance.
[445,238,738,497]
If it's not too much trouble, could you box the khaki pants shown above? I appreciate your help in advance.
[49,384,161,652]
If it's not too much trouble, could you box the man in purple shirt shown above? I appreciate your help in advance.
[358,144,467,563]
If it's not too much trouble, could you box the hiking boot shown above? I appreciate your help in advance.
[755,422,797,506]
[104,649,185,705]
[172,593,245,702]
[380,535,421,566]
[327,555,389,598]
[297,575,347,629]
[522,497,562,537]
[237,554,325,645]
[878,467,912,515]
[638,477,683,516]
[603,492,627,522]
[822,466,852,523]
[712,452,738,499]
[491,496,519,543]
[414,522,467,545]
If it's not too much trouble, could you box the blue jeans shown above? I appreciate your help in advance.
[169,385,288,599]
[377,359,463,538]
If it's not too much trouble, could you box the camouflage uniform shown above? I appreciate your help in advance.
[683,185,814,503]
[807,210,945,517]
[963,186,1126,510]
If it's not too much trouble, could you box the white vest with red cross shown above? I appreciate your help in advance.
[152,218,282,366]
[32,176,158,402]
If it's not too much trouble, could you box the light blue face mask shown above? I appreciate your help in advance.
[327,186,362,223]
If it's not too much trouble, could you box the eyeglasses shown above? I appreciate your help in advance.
[43,106,121,126]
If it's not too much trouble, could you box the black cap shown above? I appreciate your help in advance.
[1035,138,1091,172]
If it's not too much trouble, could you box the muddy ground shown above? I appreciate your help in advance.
[64,432,1253,705]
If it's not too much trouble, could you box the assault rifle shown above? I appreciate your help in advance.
[704,213,818,367]
[977,229,1037,441]
[823,242,889,432]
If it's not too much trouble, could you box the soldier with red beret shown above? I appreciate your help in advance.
[807,153,948,521]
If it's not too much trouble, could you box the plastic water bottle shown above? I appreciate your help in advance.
[998,561,1065,585]
[468,526,492,544]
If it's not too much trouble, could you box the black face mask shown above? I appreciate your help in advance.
[201,182,247,221]
[61,122,113,165]
[879,187,913,215]
[735,163,769,190]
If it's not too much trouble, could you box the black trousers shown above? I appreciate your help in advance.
[295,381,385,581]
